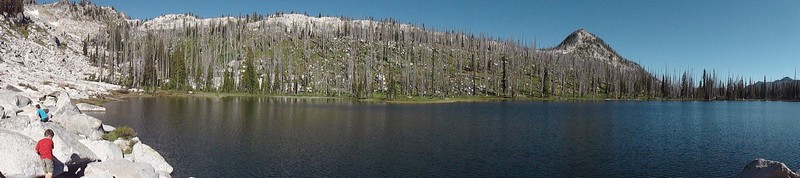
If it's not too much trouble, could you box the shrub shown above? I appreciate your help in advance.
[18,83,37,91]
[102,126,137,141]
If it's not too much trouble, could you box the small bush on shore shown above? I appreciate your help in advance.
[102,126,137,141]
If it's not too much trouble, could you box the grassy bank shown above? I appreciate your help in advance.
[74,89,780,106]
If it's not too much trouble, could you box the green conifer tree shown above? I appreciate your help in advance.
[241,49,258,93]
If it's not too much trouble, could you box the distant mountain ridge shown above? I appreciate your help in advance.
[753,77,800,85]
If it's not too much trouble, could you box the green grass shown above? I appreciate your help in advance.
[102,126,137,141]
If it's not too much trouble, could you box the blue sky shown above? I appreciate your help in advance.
[45,0,800,80]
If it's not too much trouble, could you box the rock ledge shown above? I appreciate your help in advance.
[737,158,800,178]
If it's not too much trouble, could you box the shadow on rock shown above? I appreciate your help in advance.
[54,154,93,178]
[52,156,65,177]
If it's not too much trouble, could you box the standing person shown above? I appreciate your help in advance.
[35,129,55,178]
[36,104,48,122]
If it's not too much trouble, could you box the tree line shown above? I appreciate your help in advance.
[658,69,800,100]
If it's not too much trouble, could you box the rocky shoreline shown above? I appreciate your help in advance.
[0,88,172,178]
[736,159,800,178]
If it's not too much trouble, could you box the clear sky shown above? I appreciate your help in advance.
[43,0,800,81]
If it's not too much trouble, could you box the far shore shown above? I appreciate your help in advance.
[70,89,796,106]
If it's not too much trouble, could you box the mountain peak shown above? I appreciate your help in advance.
[572,28,595,38]
[556,29,600,50]
[550,29,633,66]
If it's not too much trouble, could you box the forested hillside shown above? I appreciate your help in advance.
[77,4,657,99]
[5,1,798,100]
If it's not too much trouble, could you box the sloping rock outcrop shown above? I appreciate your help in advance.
[52,92,82,117]
[737,159,800,178]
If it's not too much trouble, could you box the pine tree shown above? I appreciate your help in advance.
[169,44,187,90]
[241,48,258,93]
[222,68,234,92]
[142,54,155,90]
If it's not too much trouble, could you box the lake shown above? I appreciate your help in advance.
[88,97,800,177]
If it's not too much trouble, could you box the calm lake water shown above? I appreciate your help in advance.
[88,97,800,177]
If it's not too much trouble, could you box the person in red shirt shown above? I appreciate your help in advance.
[35,129,55,178]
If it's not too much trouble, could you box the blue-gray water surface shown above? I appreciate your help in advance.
[88,97,800,177]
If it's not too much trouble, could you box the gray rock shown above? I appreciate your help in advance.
[76,103,106,112]
[113,138,136,158]
[81,171,114,178]
[0,115,34,131]
[84,159,158,178]
[123,154,134,162]
[79,139,123,162]
[0,90,27,119]
[41,93,58,107]
[132,143,173,178]
[736,158,800,178]
[102,124,115,132]
[51,113,103,140]
[65,89,91,100]
[113,139,129,149]
[15,95,32,108]
[52,92,81,116]
[4,85,23,92]
[0,89,31,108]
[0,129,43,177]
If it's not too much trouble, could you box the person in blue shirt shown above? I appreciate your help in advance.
[36,104,49,122]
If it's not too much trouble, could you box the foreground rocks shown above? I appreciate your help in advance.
[737,159,800,178]
[84,159,159,178]
[0,129,42,177]
[133,143,174,178]
[80,139,123,162]
[0,89,172,177]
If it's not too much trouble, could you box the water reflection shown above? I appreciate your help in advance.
[89,98,800,177]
